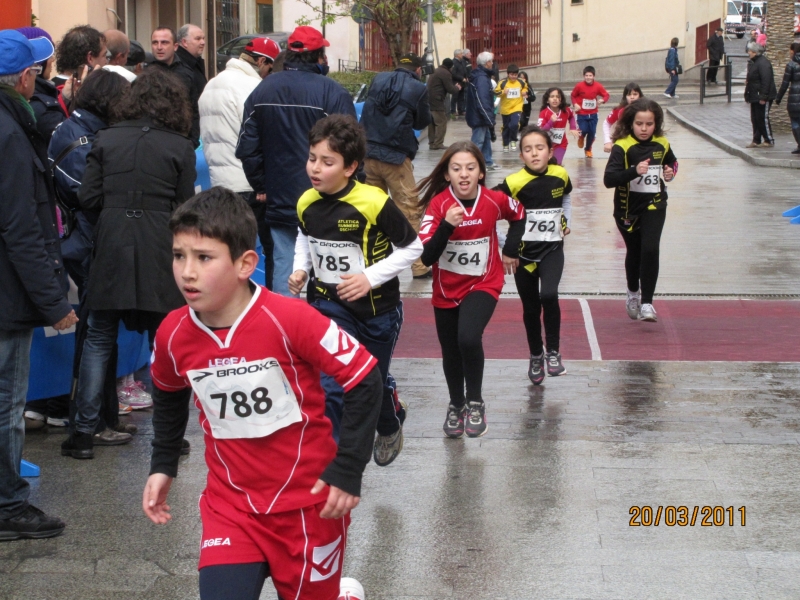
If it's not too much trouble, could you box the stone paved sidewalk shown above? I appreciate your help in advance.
[669,101,800,168]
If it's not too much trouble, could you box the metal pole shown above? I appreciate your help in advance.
[559,0,564,82]
[427,0,434,57]
[700,66,705,104]
[432,15,440,65]
[322,1,326,37]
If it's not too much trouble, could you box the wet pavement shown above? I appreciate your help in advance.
[670,102,800,169]
[6,94,800,599]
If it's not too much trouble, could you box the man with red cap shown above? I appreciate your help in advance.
[200,37,281,289]
[236,26,356,298]
[0,29,77,541]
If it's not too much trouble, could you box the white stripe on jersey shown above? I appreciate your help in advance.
[163,314,190,388]
[197,394,260,513]
[261,304,310,515]
[296,508,309,600]
[188,283,263,349]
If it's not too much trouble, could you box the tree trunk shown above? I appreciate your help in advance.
[368,0,422,67]
[765,0,795,132]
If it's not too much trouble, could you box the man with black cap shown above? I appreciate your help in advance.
[360,52,432,279]
[427,57,460,149]
[0,29,77,541]
[236,26,355,297]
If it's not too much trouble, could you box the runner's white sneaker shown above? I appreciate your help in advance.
[639,303,658,322]
[339,577,365,600]
[626,289,641,320]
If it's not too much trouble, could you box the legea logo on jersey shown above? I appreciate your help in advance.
[310,535,342,582]
[320,322,359,365]
[201,537,231,549]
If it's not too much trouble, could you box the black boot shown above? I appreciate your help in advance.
[792,127,800,154]
[61,431,94,459]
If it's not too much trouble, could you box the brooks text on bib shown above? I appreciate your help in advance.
[629,165,662,194]
[522,208,564,243]
[188,358,302,439]
[439,237,489,276]
[308,237,366,284]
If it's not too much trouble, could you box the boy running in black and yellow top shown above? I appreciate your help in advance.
[289,115,423,467]
[603,98,677,323]
[495,64,529,152]
[495,125,573,385]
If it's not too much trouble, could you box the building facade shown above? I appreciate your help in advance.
[6,0,727,82]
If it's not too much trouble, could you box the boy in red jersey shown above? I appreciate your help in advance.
[570,66,610,158]
[142,187,381,600]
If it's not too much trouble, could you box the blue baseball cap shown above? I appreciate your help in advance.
[0,30,54,76]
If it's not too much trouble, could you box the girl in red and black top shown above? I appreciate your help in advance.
[415,141,525,439]
[603,82,642,153]
[537,87,579,165]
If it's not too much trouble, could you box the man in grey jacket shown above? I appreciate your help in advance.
[0,30,77,541]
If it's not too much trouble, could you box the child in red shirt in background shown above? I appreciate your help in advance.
[537,87,579,165]
[415,141,525,439]
[570,66,610,158]
[603,82,642,153]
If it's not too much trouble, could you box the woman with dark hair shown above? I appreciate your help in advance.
[62,68,196,458]
[776,42,800,154]
[47,69,134,431]
[663,37,680,99]
[604,98,677,323]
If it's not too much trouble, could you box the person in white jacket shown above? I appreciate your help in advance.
[199,36,280,287]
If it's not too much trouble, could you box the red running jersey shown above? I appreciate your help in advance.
[150,285,377,515]
[419,185,524,309]
[570,81,610,115]
[606,106,624,127]
[537,106,575,148]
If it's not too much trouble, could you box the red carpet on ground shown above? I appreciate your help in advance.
[394,298,800,362]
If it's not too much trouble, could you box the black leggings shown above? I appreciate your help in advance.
[434,291,497,407]
[199,563,272,600]
[616,209,667,304]
[514,246,564,355]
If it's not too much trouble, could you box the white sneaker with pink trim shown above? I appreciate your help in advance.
[338,577,365,600]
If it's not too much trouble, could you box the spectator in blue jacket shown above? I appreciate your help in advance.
[664,38,680,99]
[361,52,432,279]
[236,26,355,297]
[466,51,500,170]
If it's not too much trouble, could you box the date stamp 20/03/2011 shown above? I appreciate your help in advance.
[629,506,745,527]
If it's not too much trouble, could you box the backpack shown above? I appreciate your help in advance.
[49,135,89,238]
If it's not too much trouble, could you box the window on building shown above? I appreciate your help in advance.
[257,0,273,33]
[462,0,541,69]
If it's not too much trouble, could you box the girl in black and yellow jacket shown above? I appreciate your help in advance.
[603,98,677,323]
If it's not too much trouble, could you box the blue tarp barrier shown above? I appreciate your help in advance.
[27,320,151,401]
[195,140,212,192]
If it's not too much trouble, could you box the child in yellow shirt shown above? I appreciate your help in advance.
[495,64,529,152]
